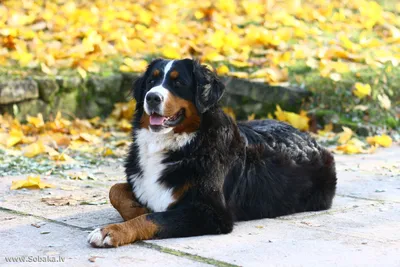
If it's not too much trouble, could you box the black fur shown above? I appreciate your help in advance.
[125,58,337,239]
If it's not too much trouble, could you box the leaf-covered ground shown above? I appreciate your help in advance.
[1,0,399,129]
[1,0,399,77]
[0,102,133,179]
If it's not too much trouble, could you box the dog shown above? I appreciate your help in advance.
[88,58,337,248]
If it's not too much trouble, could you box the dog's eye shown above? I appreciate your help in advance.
[148,79,155,85]
[175,80,183,87]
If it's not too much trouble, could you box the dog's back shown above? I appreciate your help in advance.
[224,119,337,221]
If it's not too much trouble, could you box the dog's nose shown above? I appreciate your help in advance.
[146,92,163,108]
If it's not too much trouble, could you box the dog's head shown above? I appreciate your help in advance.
[132,58,225,134]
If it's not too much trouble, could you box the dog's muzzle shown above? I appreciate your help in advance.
[146,92,163,110]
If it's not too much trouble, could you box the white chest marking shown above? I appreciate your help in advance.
[130,129,196,212]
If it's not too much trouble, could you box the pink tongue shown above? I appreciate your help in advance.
[150,115,166,126]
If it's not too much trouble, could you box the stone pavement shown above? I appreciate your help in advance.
[0,146,399,267]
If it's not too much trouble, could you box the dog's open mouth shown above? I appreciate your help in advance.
[149,109,185,127]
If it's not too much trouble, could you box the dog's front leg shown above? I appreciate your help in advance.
[88,203,233,248]
[87,214,157,248]
[109,183,149,221]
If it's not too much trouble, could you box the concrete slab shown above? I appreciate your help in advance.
[148,218,400,267]
[0,171,125,229]
[279,195,378,220]
[333,146,400,202]
[336,171,400,202]
[334,146,400,170]
[0,211,209,267]
[291,201,400,242]
[1,144,400,266]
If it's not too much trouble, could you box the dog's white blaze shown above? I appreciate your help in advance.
[130,128,196,212]
[144,60,175,115]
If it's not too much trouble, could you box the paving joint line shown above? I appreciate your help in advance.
[0,206,238,267]
[277,201,379,221]
[336,194,399,203]
[0,206,93,231]
[275,205,396,244]
[140,242,239,267]
[280,217,397,243]
[279,219,393,244]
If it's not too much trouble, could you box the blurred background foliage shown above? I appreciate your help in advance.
[0,0,399,159]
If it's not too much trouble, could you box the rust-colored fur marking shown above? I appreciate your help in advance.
[172,183,192,200]
[109,183,148,221]
[100,215,159,247]
[170,70,179,79]
[140,113,150,129]
[152,69,160,77]
[169,183,192,208]
[164,92,200,134]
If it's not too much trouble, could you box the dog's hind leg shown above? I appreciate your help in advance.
[109,183,148,221]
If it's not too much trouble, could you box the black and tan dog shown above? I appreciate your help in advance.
[88,59,337,248]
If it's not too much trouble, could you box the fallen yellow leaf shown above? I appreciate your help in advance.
[11,175,55,190]
[51,152,75,162]
[103,147,114,156]
[111,101,136,120]
[377,94,391,110]
[162,46,180,59]
[274,105,287,122]
[23,141,46,158]
[121,58,148,72]
[79,133,101,143]
[285,112,309,131]
[366,134,392,148]
[247,113,256,121]
[318,123,334,136]
[274,105,309,131]
[6,129,24,147]
[44,145,61,157]
[250,67,288,83]
[52,134,71,147]
[337,127,353,144]
[336,144,362,154]
[228,71,249,79]
[27,113,45,128]
[118,119,132,132]
[217,65,229,75]
[353,82,371,99]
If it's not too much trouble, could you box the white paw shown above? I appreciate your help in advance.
[87,228,113,248]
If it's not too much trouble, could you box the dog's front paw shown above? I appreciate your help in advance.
[87,225,124,248]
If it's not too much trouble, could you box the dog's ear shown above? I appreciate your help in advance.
[132,75,146,103]
[132,58,163,102]
[193,61,225,113]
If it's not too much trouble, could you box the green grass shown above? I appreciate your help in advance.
[288,60,400,131]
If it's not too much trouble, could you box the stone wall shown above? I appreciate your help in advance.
[0,73,310,120]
